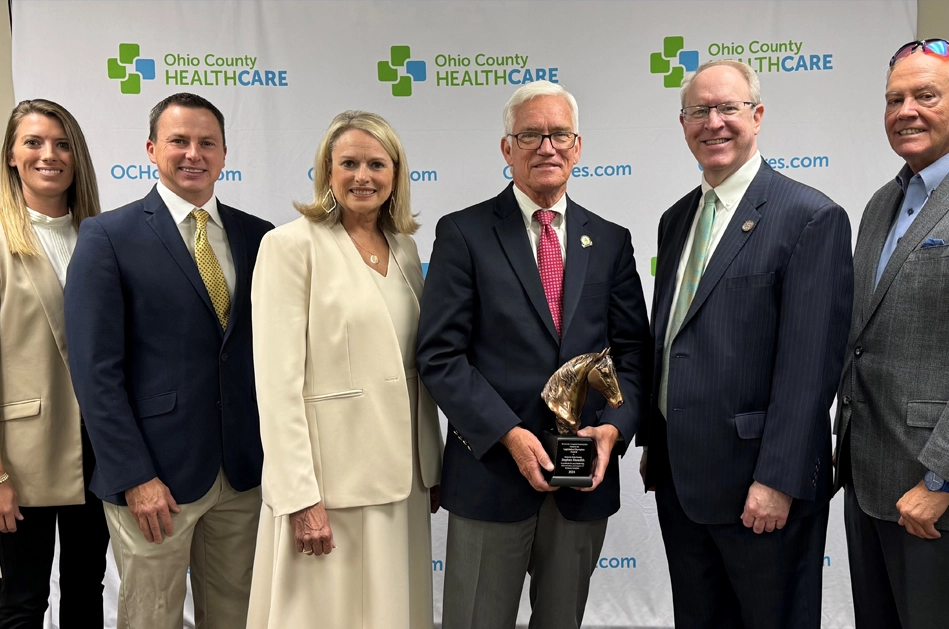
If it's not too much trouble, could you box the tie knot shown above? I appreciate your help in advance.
[191,208,209,228]
[704,190,718,207]
[534,209,555,227]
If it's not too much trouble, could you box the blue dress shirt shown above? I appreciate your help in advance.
[875,153,949,288]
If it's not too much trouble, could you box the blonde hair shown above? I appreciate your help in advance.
[0,99,100,255]
[296,110,418,234]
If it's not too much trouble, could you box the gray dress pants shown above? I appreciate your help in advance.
[441,494,607,629]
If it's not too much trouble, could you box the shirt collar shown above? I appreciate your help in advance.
[26,207,72,227]
[895,151,949,196]
[700,151,762,211]
[512,183,568,229]
[156,181,222,228]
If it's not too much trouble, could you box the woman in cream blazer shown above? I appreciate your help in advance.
[0,100,109,628]
[246,111,442,629]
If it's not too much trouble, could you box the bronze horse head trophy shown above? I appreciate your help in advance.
[541,347,624,435]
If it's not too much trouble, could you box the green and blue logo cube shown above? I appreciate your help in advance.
[107,43,156,94]
[378,45,426,97]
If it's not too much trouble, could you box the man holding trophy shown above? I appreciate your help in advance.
[417,81,651,629]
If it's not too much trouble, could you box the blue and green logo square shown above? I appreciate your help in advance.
[107,43,156,94]
[650,37,699,88]
[378,45,426,97]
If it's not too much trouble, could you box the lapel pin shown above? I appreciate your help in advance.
[580,235,593,248]
[742,220,755,233]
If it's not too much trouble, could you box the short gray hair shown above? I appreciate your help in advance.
[679,60,761,108]
[502,81,579,135]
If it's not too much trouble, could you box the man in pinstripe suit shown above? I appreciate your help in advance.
[639,60,853,628]
[835,42,949,629]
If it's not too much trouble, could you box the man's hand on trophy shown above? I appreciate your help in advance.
[576,424,620,492]
[500,426,558,492]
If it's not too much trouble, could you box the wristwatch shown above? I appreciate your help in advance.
[923,470,949,493]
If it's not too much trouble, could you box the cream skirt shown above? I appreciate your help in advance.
[246,375,434,629]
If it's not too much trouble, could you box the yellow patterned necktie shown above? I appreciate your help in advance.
[191,209,230,330]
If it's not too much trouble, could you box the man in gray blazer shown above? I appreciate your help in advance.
[836,40,949,629]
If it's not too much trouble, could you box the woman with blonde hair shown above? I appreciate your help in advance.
[247,110,443,628]
[0,99,109,628]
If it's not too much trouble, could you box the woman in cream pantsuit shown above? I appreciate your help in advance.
[0,100,109,628]
[246,111,443,629]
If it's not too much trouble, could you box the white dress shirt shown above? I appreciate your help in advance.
[156,181,236,297]
[28,208,77,289]
[512,183,568,262]
[661,153,762,396]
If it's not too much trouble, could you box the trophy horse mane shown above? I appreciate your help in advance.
[541,347,625,435]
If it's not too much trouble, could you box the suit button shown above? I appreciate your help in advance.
[854,347,863,357]
[216,400,222,410]
[842,396,851,406]
[221,353,229,362]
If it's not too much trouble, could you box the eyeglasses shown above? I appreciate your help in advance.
[890,39,949,67]
[508,132,578,150]
[681,101,757,124]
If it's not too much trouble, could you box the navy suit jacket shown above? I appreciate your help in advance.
[417,183,651,522]
[65,185,273,505]
[642,160,853,524]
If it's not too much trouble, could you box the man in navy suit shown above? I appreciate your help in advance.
[417,81,651,629]
[639,60,853,628]
[65,93,273,629]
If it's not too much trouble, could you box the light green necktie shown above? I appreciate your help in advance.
[659,190,717,415]
[191,209,230,330]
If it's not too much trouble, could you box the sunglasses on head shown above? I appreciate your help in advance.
[890,39,949,67]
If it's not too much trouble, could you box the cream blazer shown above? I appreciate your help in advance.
[0,224,85,506]
[251,218,442,517]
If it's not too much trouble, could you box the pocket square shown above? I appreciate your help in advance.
[922,238,947,248]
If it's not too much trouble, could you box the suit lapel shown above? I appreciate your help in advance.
[560,199,589,338]
[867,179,949,320]
[19,246,69,365]
[219,204,247,342]
[852,183,901,328]
[388,233,424,308]
[493,186,560,343]
[678,163,768,333]
[654,188,702,344]
[143,187,218,327]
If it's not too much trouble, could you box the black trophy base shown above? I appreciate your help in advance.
[541,430,594,488]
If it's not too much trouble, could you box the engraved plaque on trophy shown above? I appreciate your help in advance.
[540,348,624,488]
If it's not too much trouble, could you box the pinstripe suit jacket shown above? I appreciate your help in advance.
[835,172,949,530]
[643,160,853,524]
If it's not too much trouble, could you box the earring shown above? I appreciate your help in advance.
[388,190,397,215]
[322,188,338,214]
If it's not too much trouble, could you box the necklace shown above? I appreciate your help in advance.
[347,232,382,265]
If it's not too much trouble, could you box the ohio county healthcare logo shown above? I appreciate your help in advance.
[649,35,835,90]
[650,36,699,89]
[107,44,156,94]
[106,42,290,95]
[377,46,427,97]
[376,44,559,97]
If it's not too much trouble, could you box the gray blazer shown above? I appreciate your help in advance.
[836,174,949,530]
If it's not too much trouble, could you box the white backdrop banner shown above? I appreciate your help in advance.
[12,1,915,627]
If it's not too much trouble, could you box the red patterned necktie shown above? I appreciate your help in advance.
[534,209,563,336]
